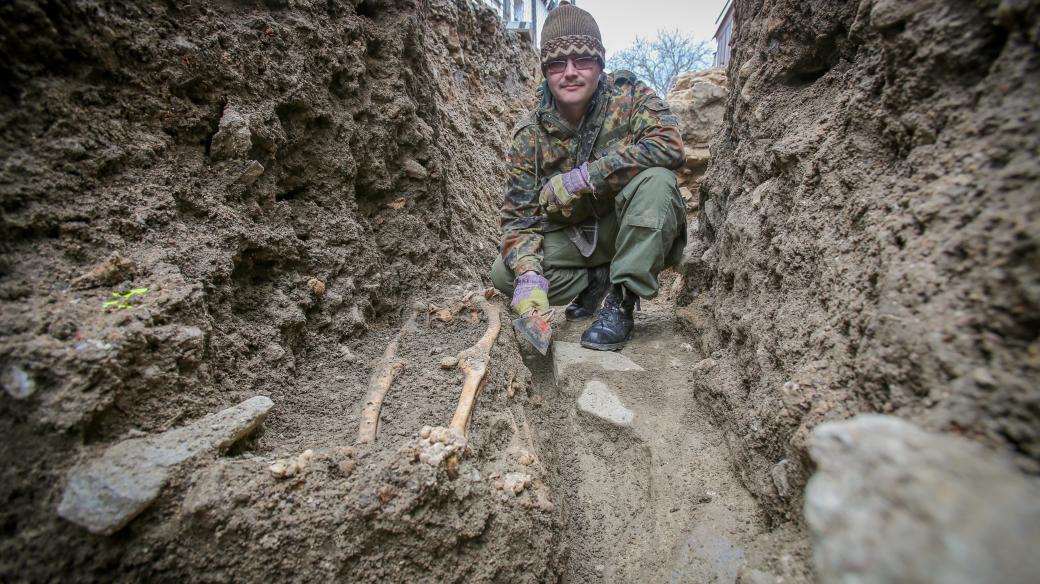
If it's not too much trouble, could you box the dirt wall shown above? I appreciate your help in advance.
[680,0,1040,522]
[0,0,537,579]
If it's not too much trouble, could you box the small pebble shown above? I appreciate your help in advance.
[269,461,288,478]
[307,278,326,296]
[439,356,459,369]
[338,459,356,476]
[339,346,357,363]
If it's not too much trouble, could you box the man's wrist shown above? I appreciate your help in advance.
[515,258,543,276]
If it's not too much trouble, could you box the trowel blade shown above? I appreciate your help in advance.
[512,311,552,355]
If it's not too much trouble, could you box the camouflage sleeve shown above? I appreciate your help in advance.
[586,81,685,194]
[500,125,543,276]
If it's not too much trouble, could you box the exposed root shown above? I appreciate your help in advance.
[448,295,502,439]
[357,304,421,444]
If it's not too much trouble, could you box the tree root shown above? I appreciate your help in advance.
[356,304,421,444]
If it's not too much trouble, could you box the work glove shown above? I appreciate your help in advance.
[539,162,593,218]
[511,271,550,315]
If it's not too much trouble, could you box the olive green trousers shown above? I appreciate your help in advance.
[491,167,686,303]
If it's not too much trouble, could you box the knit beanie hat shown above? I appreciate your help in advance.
[540,2,605,70]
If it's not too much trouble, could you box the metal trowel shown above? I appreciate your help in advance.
[512,309,553,355]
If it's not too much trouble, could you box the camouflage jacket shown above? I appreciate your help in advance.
[499,71,685,276]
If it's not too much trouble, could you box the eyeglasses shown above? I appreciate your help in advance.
[545,56,600,75]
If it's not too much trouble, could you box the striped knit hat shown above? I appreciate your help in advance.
[540,2,605,70]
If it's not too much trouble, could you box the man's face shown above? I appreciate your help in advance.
[545,56,602,111]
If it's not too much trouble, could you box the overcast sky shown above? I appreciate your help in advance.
[579,0,730,57]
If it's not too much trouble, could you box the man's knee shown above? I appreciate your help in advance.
[632,168,679,200]
[619,167,682,219]
[490,256,516,296]
[635,167,678,186]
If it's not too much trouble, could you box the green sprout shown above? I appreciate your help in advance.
[103,288,149,311]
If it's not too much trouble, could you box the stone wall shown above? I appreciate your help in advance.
[666,68,728,214]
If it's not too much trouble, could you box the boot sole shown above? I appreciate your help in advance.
[580,338,629,351]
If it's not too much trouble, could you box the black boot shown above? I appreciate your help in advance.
[580,284,639,351]
[565,264,612,321]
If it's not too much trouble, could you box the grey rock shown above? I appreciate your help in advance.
[770,458,791,499]
[692,357,717,372]
[236,160,264,185]
[552,341,644,382]
[210,107,251,161]
[401,158,429,179]
[2,365,34,399]
[737,568,780,584]
[58,396,274,535]
[805,414,1040,584]
[577,380,634,427]
[665,68,728,146]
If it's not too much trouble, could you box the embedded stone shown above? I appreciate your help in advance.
[806,415,1040,584]
[552,341,644,382]
[58,396,273,535]
[577,380,634,427]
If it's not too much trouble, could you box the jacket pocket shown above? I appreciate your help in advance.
[624,209,664,229]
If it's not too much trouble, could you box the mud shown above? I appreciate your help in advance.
[681,0,1040,522]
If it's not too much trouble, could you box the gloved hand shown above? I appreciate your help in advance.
[511,271,550,315]
[539,162,593,218]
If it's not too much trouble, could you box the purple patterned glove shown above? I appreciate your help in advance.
[511,271,550,315]
[539,162,593,217]
[561,162,593,195]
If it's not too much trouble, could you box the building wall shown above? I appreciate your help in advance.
[482,0,549,47]
[714,2,734,66]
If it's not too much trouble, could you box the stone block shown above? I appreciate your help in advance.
[805,414,1040,584]
[552,341,644,383]
[58,396,273,535]
[577,380,634,427]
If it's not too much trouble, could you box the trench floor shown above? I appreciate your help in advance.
[524,300,773,584]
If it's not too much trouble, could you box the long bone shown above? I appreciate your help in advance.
[448,295,502,439]
[357,304,421,444]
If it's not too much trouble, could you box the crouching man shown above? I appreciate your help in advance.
[490,2,686,351]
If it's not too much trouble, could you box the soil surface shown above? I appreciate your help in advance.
[530,299,812,583]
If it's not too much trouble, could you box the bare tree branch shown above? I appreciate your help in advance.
[608,29,714,95]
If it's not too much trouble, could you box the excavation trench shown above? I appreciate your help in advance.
[5,0,1037,580]
[294,286,811,582]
